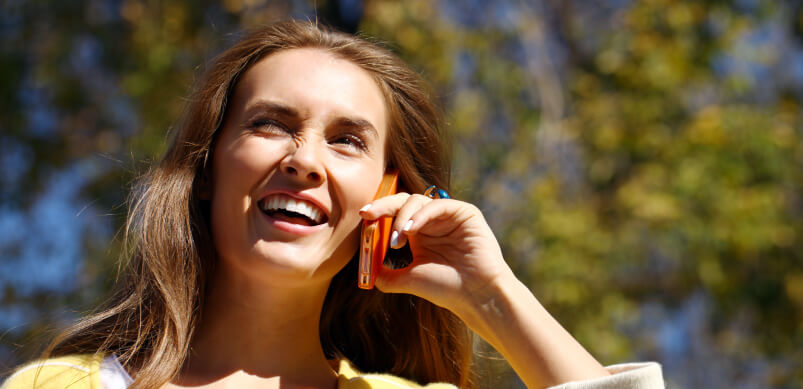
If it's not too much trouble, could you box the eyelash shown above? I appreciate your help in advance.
[332,133,367,151]
[249,118,287,133]
[249,119,368,152]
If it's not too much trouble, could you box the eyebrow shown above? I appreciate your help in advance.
[243,100,299,118]
[331,117,379,138]
[243,100,379,138]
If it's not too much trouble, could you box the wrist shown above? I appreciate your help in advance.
[454,272,533,346]
[456,273,611,388]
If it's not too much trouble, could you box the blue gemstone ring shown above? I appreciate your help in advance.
[424,185,451,199]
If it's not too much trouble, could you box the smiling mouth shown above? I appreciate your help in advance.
[258,194,329,227]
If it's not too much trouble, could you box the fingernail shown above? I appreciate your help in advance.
[359,204,372,213]
[390,230,399,248]
[403,220,414,231]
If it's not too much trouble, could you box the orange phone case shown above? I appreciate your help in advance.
[358,171,398,289]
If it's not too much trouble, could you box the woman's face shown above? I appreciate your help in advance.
[209,48,388,286]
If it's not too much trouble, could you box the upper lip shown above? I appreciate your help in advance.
[256,190,330,220]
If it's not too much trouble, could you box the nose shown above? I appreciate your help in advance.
[280,138,325,184]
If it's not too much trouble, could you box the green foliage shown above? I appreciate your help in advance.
[365,0,802,386]
[2,0,801,387]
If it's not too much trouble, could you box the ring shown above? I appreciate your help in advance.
[424,185,450,199]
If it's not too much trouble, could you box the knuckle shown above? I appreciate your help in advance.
[402,195,421,207]
[411,193,432,203]
[388,192,409,201]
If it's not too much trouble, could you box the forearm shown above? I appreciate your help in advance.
[456,275,610,389]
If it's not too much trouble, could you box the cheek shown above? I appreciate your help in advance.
[211,139,284,199]
[217,140,277,179]
[210,156,251,219]
[336,166,384,211]
[209,141,274,236]
[329,163,383,241]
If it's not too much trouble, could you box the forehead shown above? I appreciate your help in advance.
[230,48,388,133]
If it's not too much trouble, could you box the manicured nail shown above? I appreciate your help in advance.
[403,220,414,231]
[390,230,399,248]
[359,204,372,213]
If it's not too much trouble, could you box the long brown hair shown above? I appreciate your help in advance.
[45,20,473,388]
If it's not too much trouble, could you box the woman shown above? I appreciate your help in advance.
[3,21,663,389]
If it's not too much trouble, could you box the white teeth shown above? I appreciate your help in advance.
[300,202,312,217]
[290,199,304,215]
[260,195,325,224]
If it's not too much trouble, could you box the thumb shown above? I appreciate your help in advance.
[373,266,411,295]
[374,261,448,297]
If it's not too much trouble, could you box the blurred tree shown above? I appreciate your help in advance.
[0,0,348,370]
[1,0,801,388]
[363,0,802,387]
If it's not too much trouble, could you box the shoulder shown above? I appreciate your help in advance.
[336,360,456,389]
[2,354,104,389]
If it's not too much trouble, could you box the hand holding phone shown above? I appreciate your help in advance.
[358,171,398,289]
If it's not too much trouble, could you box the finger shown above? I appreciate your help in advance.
[358,192,411,220]
[374,263,430,295]
[388,194,432,249]
[403,199,477,237]
[375,261,460,299]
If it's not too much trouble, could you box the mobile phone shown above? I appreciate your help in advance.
[358,171,399,289]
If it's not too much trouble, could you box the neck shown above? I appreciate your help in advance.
[178,264,337,388]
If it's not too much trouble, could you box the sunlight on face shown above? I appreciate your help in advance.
[210,48,388,287]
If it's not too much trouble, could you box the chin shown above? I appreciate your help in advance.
[242,239,356,284]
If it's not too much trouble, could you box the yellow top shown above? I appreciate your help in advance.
[2,354,456,389]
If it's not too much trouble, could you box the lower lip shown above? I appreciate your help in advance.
[260,211,327,236]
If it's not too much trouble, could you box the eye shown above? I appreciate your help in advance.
[249,118,289,135]
[331,133,367,151]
